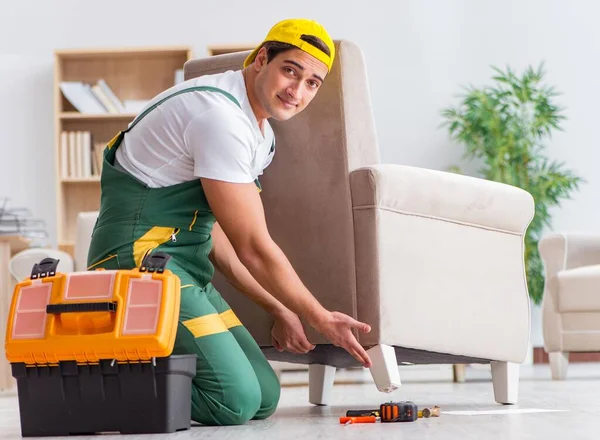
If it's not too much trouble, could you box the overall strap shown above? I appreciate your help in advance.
[124,86,241,133]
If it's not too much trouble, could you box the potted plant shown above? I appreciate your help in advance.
[441,63,584,305]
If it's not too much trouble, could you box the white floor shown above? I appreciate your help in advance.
[2,362,599,439]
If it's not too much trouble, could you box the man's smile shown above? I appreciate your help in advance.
[277,95,298,108]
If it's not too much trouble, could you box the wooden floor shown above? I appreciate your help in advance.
[2,362,598,439]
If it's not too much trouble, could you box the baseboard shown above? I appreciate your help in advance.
[533,347,600,363]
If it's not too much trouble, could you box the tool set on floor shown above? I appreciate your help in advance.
[340,401,441,424]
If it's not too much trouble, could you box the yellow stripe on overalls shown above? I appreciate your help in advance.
[183,314,228,338]
[87,254,117,270]
[106,131,122,150]
[188,210,198,231]
[182,309,242,338]
[133,226,178,267]
[219,309,242,329]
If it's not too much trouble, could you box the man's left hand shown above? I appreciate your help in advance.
[271,309,316,354]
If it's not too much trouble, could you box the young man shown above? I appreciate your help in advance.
[87,18,372,425]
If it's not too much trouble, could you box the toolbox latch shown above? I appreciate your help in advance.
[140,251,171,273]
[30,258,60,279]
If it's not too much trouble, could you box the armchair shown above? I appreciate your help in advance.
[183,40,534,405]
[538,232,600,379]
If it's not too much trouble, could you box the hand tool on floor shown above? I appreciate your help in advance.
[341,402,441,424]
[341,401,420,424]
[420,406,441,418]
[340,416,379,424]
[345,409,380,417]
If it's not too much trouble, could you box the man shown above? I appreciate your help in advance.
[87,18,372,426]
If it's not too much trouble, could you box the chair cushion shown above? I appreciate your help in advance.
[557,265,600,312]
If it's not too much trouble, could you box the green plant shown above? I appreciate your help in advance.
[441,63,584,304]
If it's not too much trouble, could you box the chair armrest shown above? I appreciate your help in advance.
[349,164,532,362]
[350,164,534,234]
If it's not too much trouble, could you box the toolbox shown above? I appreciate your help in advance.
[5,252,196,437]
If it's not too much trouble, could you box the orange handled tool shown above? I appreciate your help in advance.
[339,416,379,424]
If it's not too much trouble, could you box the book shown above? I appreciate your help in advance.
[60,130,95,178]
[81,131,92,178]
[90,85,119,113]
[60,132,68,179]
[97,79,126,113]
[60,82,106,114]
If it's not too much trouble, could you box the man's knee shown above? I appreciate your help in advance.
[192,375,262,426]
[221,381,262,425]
[253,367,281,420]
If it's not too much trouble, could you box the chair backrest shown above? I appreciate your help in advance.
[74,211,99,271]
[184,40,380,343]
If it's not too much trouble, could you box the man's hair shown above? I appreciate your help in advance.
[261,34,331,63]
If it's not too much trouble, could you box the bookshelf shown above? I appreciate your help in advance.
[207,44,254,56]
[54,46,192,256]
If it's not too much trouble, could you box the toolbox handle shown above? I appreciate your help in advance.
[46,302,117,314]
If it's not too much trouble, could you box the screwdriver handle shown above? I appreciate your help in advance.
[340,416,378,424]
[346,409,379,417]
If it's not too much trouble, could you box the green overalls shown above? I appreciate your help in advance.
[87,86,280,426]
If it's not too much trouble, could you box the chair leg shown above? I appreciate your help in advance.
[491,361,519,404]
[549,352,569,380]
[453,364,466,383]
[367,344,401,393]
[309,364,336,406]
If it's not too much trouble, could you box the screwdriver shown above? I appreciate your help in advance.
[340,416,379,424]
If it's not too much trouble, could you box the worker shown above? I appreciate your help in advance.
[87,18,372,426]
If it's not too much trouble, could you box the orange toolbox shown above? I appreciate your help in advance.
[5,251,196,437]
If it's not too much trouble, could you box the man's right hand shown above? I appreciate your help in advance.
[310,311,373,368]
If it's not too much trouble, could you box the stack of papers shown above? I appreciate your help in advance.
[0,198,48,245]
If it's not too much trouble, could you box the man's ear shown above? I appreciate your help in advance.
[253,47,268,71]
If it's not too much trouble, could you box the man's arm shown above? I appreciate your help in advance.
[209,220,287,317]
[209,221,315,354]
[200,178,372,367]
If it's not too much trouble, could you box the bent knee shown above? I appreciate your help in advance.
[219,391,262,425]
[192,379,262,426]
[253,368,281,420]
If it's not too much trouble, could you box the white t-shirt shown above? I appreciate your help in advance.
[115,70,275,188]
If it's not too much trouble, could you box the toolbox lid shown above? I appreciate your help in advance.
[5,253,181,364]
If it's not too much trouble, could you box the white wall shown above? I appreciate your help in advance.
[1,0,597,247]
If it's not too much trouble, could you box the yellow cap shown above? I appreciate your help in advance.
[243,18,335,72]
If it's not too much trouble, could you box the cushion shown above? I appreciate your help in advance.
[557,264,600,312]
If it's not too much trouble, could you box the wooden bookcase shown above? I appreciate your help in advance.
[54,46,192,256]
[207,44,255,56]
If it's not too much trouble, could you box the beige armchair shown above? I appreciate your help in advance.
[182,39,534,405]
[538,232,600,379]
